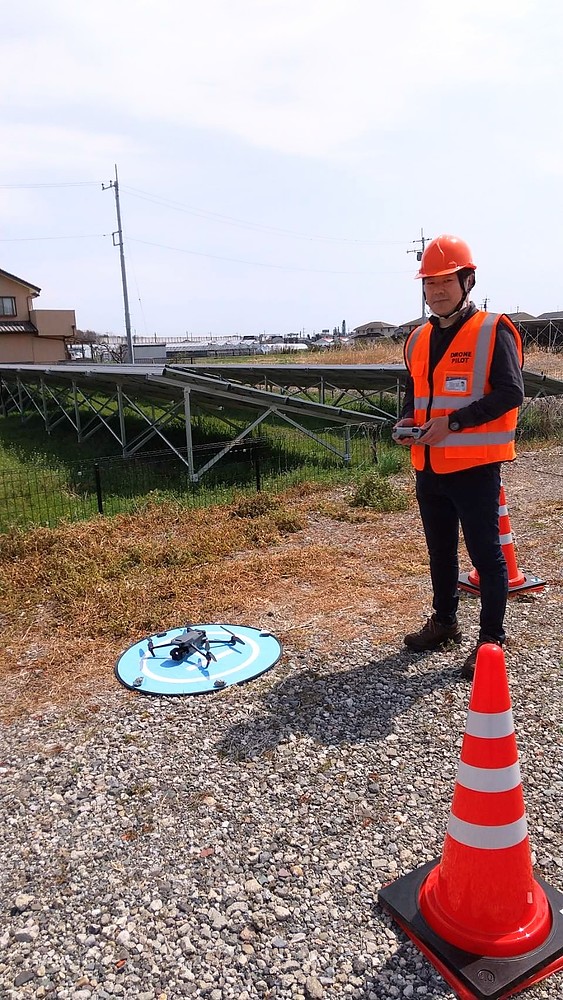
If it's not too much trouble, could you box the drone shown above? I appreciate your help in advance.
[147,624,245,667]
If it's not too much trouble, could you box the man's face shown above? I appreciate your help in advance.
[423,273,462,317]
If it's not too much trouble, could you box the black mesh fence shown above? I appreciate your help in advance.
[0,426,380,532]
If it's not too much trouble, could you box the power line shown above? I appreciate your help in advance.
[122,184,408,247]
[0,182,99,189]
[128,236,413,275]
[0,234,108,242]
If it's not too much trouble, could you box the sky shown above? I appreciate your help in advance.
[2,0,563,340]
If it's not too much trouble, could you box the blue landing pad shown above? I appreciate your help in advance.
[115,624,282,696]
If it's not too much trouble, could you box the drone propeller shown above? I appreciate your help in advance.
[220,625,245,645]
[202,639,217,666]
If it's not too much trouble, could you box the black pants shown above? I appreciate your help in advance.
[415,463,508,643]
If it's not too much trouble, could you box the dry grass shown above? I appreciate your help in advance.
[291,342,404,365]
[239,340,563,376]
[0,481,428,723]
[521,345,563,379]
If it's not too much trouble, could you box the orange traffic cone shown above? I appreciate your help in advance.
[379,644,563,1000]
[458,484,545,596]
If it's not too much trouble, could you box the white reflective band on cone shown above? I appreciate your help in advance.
[499,504,509,516]
[447,814,528,850]
[499,532,513,546]
[456,760,521,793]
[465,708,514,739]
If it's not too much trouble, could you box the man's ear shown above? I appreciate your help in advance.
[462,270,476,294]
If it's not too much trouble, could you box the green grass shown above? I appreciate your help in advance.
[0,404,389,531]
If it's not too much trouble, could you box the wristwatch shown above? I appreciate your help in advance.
[448,414,462,432]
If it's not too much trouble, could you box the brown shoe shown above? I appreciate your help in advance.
[461,638,502,680]
[404,614,462,652]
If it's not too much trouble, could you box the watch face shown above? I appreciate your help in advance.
[450,420,461,431]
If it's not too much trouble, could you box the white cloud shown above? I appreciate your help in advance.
[3,124,139,176]
[2,0,538,160]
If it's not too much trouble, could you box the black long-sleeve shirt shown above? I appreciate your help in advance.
[400,304,525,429]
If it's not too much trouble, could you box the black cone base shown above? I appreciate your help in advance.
[458,571,546,596]
[379,860,563,1000]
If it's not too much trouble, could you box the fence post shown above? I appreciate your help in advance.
[253,447,261,492]
[94,462,104,515]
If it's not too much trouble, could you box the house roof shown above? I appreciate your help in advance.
[400,317,426,328]
[352,321,397,334]
[0,268,41,295]
[536,310,563,320]
[507,311,537,322]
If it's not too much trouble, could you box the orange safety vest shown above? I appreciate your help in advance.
[404,311,523,474]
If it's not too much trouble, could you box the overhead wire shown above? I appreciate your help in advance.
[0,234,108,242]
[121,184,407,246]
[0,182,99,189]
[127,236,412,275]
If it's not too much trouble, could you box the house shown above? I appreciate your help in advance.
[395,317,426,337]
[0,268,76,363]
[350,320,398,343]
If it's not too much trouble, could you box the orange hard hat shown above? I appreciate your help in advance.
[416,234,476,279]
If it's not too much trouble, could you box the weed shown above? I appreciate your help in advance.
[231,494,280,518]
[518,397,563,443]
[271,509,306,533]
[351,473,410,513]
[374,443,409,476]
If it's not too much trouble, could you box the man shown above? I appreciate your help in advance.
[395,234,524,679]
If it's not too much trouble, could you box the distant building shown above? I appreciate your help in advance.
[0,268,76,363]
[350,320,398,343]
[537,310,563,321]
[395,318,426,337]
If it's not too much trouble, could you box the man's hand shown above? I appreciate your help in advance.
[415,415,450,444]
[392,415,451,446]
[392,417,416,446]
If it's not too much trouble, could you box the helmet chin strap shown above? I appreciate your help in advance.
[425,272,475,321]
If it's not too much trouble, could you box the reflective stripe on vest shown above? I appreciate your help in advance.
[467,312,496,400]
[447,814,528,850]
[433,430,516,449]
[407,427,516,446]
[405,325,424,370]
[465,708,514,738]
[456,760,522,793]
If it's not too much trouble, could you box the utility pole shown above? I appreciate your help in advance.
[102,165,134,363]
[407,227,431,321]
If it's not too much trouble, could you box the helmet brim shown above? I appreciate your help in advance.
[416,263,477,280]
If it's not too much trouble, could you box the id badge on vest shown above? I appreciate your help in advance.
[444,375,468,394]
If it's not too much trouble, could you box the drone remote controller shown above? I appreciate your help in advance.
[393,426,425,440]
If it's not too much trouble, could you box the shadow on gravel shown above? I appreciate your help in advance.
[216,647,462,761]
[362,938,453,998]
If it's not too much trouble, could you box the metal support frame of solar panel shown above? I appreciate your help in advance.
[175,362,408,418]
[0,363,388,483]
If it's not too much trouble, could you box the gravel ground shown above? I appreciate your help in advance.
[1,450,562,1000]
